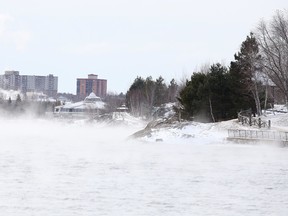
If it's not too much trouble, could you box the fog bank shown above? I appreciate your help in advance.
[0,117,288,215]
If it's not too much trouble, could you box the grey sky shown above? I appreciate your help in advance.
[0,0,287,94]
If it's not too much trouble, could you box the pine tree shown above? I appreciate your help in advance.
[178,72,208,120]
[154,76,168,106]
[126,76,148,116]
[232,33,263,116]
[178,63,237,122]
[206,64,230,121]
[168,79,178,102]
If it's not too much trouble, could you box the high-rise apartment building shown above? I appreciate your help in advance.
[77,74,107,100]
[0,71,58,97]
[0,71,21,90]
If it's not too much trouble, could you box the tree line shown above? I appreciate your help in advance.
[126,76,178,117]
[126,9,288,122]
[0,94,56,117]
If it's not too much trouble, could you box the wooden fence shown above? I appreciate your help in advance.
[238,111,271,129]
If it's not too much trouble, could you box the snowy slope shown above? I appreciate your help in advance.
[132,104,288,144]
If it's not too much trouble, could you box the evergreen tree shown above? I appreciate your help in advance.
[154,76,168,106]
[178,63,237,122]
[230,33,263,116]
[145,76,156,108]
[178,72,208,120]
[126,75,178,117]
[126,76,148,116]
[206,64,231,121]
[229,60,255,116]
[167,78,178,102]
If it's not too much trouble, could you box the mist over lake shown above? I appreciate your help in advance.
[0,118,287,216]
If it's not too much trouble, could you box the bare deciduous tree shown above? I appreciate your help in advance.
[256,9,288,104]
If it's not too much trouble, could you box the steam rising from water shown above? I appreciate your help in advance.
[0,117,288,215]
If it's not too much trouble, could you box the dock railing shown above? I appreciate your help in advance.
[228,129,288,142]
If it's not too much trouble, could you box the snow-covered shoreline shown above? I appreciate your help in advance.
[2,103,288,146]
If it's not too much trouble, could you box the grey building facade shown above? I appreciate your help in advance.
[0,71,58,97]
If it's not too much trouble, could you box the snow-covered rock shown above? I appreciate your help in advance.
[131,104,288,144]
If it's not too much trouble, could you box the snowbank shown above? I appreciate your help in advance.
[131,119,238,144]
[131,105,288,145]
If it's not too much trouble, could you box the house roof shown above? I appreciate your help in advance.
[57,93,105,110]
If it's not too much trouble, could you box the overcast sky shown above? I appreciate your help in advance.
[0,0,287,94]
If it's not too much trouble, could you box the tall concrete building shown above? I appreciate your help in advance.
[0,71,21,90]
[77,74,107,100]
[0,71,58,97]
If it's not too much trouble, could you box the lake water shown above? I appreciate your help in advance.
[0,119,288,216]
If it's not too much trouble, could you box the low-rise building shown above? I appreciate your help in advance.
[54,92,106,118]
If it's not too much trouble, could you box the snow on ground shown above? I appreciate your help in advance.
[135,104,288,144]
[137,119,248,144]
[110,111,145,127]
